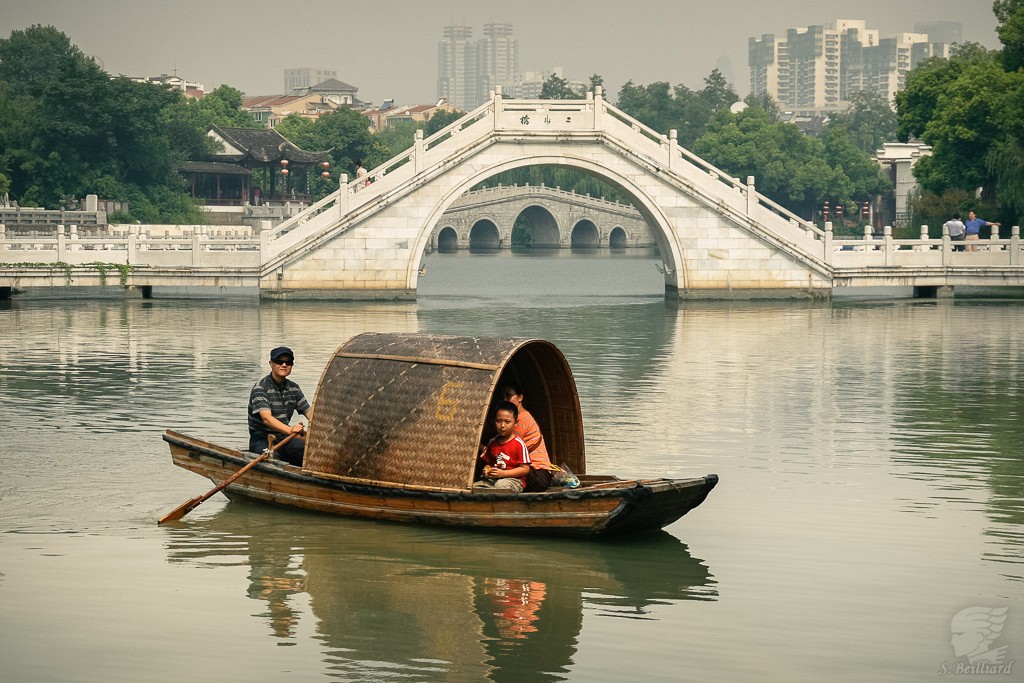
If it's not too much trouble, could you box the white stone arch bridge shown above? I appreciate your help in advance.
[258,87,838,299]
[2,87,1023,299]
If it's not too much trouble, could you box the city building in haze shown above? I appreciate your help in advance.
[284,67,338,95]
[478,23,519,102]
[437,25,480,111]
[749,19,960,115]
[437,23,519,110]
[129,73,205,98]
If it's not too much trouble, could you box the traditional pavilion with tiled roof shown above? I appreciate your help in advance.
[177,126,332,206]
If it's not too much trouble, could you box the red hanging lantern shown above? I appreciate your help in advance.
[321,161,330,170]
[280,159,289,167]
[280,168,289,176]
[321,171,330,178]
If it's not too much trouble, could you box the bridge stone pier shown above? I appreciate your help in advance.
[2,87,1023,300]
[430,184,654,251]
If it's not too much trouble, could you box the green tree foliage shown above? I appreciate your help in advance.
[910,188,975,236]
[742,93,782,122]
[895,34,1024,221]
[373,120,420,161]
[540,73,584,99]
[994,0,1024,71]
[424,109,463,136]
[693,107,887,219]
[824,90,897,154]
[0,25,206,221]
[277,108,384,195]
[616,70,738,147]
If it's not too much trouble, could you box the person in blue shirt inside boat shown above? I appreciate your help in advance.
[248,346,311,466]
[474,401,531,493]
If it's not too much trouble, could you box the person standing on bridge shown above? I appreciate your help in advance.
[944,213,967,252]
[963,210,1000,252]
[248,346,311,466]
[355,160,369,190]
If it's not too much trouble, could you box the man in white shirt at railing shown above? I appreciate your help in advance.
[943,213,967,252]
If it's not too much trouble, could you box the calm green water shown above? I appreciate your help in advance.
[1,252,1022,682]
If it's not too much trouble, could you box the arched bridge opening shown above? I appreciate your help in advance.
[514,205,560,248]
[571,220,600,248]
[469,220,501,251]
[609,227,627,249]
[437,226,459,253]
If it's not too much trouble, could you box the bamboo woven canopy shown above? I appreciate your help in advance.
[304,333,586,490]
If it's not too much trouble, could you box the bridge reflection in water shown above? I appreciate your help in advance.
[163,505,716,679]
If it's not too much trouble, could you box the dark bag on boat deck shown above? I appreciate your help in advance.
[525,467,554,492]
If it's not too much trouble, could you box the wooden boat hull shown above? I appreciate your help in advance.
[164,431,717,538]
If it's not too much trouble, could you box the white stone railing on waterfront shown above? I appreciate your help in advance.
[828,223,1023,267]
[0,223,260,268]
[3,220,1021,273]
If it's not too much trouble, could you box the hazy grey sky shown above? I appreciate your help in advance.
[1,0,1001,105]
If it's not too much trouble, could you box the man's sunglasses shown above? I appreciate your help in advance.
[272,358,294,366]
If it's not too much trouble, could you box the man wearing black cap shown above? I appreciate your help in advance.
[247,346,311,466]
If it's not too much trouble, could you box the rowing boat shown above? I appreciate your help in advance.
[163,333,717,537]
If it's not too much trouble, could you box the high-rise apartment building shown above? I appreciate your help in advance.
[749,19,958,115]
[284,67,338,95]
[437,23,519,110]
[479,23,519,101]
[437,25,478,111]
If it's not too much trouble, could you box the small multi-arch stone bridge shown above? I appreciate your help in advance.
[1,86,1023,300]
[431,184,654,251]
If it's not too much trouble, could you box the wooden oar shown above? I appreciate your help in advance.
[158,432,298,524]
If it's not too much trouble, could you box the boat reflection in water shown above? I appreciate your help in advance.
[163,504,717,680]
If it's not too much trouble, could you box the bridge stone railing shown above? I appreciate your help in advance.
[829,224,1023,268]
[0,223,260,268]
[595,92,824,240]
[451,184,640,216]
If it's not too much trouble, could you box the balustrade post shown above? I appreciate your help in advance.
[861,224,871,252]
[493,85,503,130]
[1012,226,1020,266]
[668,130,678,172]
[746,177,756,217]
[919,224,929,252]
[57,225,66,262]
[593,85,603,129]
[823,221,833,263]
[338,173,349,216]
[414,129,424,174]
[127,231,137,265]
[941,223,951,265]
[989,229,1000,252]
[69,224,80,252]
[883,225,893,266]
[0,224,6,257]
[192,228,203,266]
[260,226,271,260]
